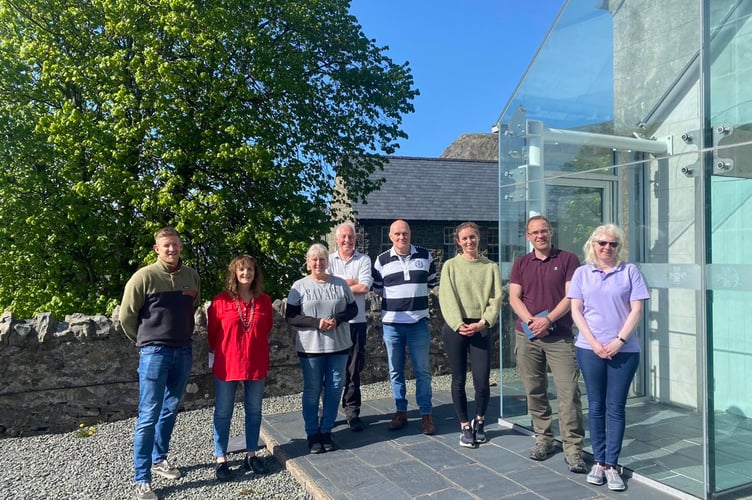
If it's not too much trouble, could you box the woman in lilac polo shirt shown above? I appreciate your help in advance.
[568,224,649,492]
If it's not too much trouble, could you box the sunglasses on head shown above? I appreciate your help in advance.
[596,241,618,248]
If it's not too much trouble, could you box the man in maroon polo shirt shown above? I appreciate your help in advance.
[509,215,586,473]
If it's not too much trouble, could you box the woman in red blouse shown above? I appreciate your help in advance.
[208,255,273,481]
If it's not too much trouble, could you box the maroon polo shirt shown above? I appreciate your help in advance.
[509,248,580,337]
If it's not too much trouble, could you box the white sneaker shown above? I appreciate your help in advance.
[605,467,625,491]
[151,458,181,480]
[586,463,605,485]
[135,482,157,500]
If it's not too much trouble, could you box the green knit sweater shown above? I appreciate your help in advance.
[438,255,502,332]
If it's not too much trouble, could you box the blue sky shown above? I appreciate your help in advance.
[348,1,563,158]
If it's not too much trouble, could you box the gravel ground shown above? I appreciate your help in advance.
[0,371,505,499]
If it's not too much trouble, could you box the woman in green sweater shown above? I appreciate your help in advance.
[439,222,502,448]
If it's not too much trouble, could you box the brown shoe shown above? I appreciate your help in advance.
[388,412,408,430]
[421,415,435,435]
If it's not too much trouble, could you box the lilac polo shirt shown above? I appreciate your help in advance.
[568,262,650,352]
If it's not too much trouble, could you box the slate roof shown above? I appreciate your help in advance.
[350,156,499,222]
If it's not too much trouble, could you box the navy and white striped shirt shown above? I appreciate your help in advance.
[372,245,437,324]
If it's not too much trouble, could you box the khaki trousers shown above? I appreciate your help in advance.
[514,331,584,455]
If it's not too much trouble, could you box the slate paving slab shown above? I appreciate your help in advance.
[261,390,690,499]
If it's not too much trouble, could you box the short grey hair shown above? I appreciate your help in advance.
[335,222,356,237]
[306,243,329,262]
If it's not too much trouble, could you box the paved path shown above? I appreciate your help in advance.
[260,389,691,499]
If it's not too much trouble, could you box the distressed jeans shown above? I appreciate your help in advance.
[299,353,349,436]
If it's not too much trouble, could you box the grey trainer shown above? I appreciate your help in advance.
[135,482,157,500]
[587,463,606,485]
[605,467,626,491]
[151,458,181,480]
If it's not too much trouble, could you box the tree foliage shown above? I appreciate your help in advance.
[0,0,417,316]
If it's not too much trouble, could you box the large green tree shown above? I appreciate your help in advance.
[0,0,416,316]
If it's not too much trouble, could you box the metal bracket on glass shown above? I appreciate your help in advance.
[680,161,699,178]
[712,123,736,176]
[678,129,700,177]
[680,129,700,146]
[502,166,527,201]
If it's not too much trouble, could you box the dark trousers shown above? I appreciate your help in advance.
[341,322,367,418]
[442,322,491,423]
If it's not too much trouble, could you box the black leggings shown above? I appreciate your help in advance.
[442,321,492,423]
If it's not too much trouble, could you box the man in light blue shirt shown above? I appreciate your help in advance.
[327,222,373,431]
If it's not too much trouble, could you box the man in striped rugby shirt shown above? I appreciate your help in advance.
[372,220,437,435]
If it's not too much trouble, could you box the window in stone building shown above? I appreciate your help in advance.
[356,226,367,254]
[380,226,391,253]
[487,226,499,262]
[444,226,456,260]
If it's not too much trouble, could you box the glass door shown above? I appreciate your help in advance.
[499,174,617,428]
[545,179,615,260]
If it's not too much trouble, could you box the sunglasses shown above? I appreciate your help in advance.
[596,241,619,248]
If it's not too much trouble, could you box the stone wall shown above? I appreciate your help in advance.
[0,294,500,437]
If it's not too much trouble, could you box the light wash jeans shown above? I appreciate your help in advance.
[213,377,265,457]
[382,319,432,415]
[133,344,192,483]
[299,353,349,436]
[575,347,639,466]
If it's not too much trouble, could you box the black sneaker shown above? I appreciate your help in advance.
[320,432,336,452]
[459,425,476,448]
[347,416,365,432]
[472,418,486,443]
[243,455,266,474]
[215,462,231,482]
[307,433,324,454]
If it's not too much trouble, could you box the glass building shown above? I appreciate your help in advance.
[495,1,752,498]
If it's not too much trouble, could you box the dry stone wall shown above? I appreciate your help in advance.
[0,293,500,437]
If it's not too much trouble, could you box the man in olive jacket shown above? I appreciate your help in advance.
[120,227,200,500]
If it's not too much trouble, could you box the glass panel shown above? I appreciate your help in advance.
[708,1,752,495]
[498,2,614,131]
[497,1,707,496]
[707,150,752,494]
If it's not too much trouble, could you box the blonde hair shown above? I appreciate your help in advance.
[154,226,180,242]
[305,243,329,270]
[582,224,626,266]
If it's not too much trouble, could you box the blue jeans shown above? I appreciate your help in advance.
[299,353,349,435]
[133,345,192,483]
[382,320,432,415]
[575,347,639,466]
[213,377,265,457]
